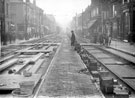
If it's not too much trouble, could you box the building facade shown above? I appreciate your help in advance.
[0,0,5,41]
[73,0,135,43]
[0,0,59,45]
[0,0,11,45]
[9,0,44,40]
[121,0,135,42]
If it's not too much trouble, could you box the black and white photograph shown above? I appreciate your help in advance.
[0,0,135,98]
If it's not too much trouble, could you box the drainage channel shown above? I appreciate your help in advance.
[0,42,60,98]
[79,44,135,98]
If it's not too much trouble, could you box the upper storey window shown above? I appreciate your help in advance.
[122,0,129,4]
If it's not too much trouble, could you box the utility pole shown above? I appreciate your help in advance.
[0,0,5,54]
[33,0,37,38]
[101,1,104,35]
[1,0,6,45]
[25,0,28,40]
[82,9,84,38]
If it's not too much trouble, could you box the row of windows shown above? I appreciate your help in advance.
[91,8,99,18]
[90,0,133,19]
[123,0,129,4]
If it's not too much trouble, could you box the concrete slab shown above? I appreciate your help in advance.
[0,74,41,90]
[0,59,18,72]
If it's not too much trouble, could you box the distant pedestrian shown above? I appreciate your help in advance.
[104,33,108,46]
[99,33,103,45]
[128,31,134,45]
[71,30,76,46]
[93,31,98,43]
[104,22,112,47]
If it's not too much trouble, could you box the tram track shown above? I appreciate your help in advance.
[2,34,134,97]
[80,44,135,97]
[32,39,62,98]
[1,34,61,58]
[0,34,62,98]
[0,44,58,75]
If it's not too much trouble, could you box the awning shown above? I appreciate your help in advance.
[87,19,97,28]
[44,26,49,30]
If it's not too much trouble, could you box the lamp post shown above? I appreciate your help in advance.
[82,9,84,38]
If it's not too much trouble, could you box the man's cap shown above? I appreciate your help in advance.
[71,30,74,33]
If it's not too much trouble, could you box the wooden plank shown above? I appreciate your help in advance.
[46,46,54,52]
[94,54,113,59]
[19,44,35,46]
[42,45,49,50]
[0,74,41,90]
[0,59,18,72]
[83,47,96,50]
[32,43,59,46]
[18,55,33,58]
[42,44,51,50]
[105,65,135,78]
[15,60,31,73]
[0,55,15,63]
[87,50,103,54]
[16,50,51,53]
[24,47,33,50]
[16,47,33,53]
[99,58,125,65]
[14,53,43,73]
[19,43,59,47]
[105,48,135,64]
[28,59,44,73]
[30,53,44,63]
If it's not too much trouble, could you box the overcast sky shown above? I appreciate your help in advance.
[34,0,91,26]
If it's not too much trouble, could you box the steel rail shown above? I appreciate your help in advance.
[83,45,135,92]
[32,42,62,98]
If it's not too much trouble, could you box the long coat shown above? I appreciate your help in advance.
[71,32,75,46]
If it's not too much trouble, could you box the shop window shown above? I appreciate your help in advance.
[123,12,130,39]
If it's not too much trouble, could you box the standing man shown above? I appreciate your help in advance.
[106,22,112,46]
[71,30,76,46]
